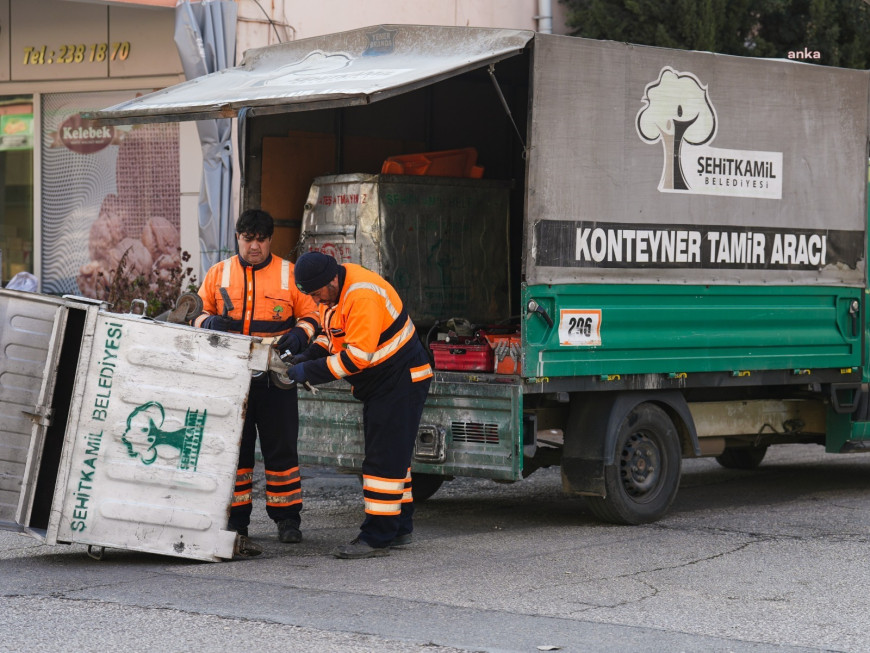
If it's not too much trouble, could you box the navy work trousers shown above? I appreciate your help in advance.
[229,378,301,531]
[357,363,431,548]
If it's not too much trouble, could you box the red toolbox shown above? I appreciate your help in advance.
[430,340,494,372]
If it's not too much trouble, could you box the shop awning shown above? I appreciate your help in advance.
[85,24,534,124]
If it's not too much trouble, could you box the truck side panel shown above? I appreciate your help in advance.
[523,284,862,379]
[525,36,869,288]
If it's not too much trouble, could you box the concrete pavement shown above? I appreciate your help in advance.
[2,443,869,652]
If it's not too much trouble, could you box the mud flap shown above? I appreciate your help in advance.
[561,390,698,497]
[561,457,606,496]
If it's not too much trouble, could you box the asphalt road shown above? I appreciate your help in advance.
[2,442,870,652]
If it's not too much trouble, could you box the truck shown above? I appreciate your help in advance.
[91,24,870,525]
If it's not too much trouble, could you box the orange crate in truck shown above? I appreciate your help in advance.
[381,147,484,178]
[484,333,522,375]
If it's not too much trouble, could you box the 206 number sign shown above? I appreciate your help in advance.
[559,309,602,346]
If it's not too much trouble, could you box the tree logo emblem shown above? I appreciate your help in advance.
[637,67,717,191]
[636,67,782,200]
[121,401,206,471]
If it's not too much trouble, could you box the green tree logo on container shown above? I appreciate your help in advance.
[121,401,206,471]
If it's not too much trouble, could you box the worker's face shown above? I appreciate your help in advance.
[308,276,340,307]
[237,232,271,265]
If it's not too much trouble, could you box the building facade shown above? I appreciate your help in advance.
[1,0,568,292]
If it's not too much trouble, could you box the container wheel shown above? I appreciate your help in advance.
[715,445,768,470]
[585,403,682,525]
[411,472,445,502]
[165,292,203,324]
[269,369,295,390]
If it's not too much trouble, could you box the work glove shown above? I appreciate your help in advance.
[285,362,308,385]
[276,331,303,356]
[287,348,315,365]
[202,314,233,332]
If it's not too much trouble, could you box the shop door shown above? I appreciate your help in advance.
[0,96,34,287]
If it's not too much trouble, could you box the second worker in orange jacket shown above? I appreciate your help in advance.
[286,251,433,559]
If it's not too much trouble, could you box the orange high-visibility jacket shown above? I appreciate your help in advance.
[195,254,319,341]
[304,263,423,388]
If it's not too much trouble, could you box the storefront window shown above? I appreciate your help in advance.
[41,91,180,298]
[0,96,34,286]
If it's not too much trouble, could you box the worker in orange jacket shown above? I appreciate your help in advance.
[285,251,433,559]
[194,209,319,554]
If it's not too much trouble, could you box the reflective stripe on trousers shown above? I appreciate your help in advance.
[232,467,254,508]
[357,350,432,547]
[266,466,302,508]
[229,380,301,530]
[363,469,412,516]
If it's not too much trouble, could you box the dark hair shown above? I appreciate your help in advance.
[236,209,274,238]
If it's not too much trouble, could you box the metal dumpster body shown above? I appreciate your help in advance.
[300,174,512,328]
[0,289,265,561]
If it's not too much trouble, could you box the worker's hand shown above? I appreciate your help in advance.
[278,344,308,366]
[285,362,307,384]
[202,314,233,332]
[288,349,314,365]
[276,331,303,356]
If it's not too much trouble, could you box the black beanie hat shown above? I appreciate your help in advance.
[295,251,339,293]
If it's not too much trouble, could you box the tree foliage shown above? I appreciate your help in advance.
[560,0,870,68]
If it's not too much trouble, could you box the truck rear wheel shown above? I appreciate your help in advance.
[585,403,681,525]
[715,445,768,470]
[411,472,445,502]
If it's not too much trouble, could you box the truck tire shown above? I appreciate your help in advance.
[585,403,682,525]
[715,445,768,470]
[411,472,445,502]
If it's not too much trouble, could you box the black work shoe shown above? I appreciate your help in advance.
[277,519,302,543]
[234,535,262,558]
[230,526,248,537]
[389,533,413,547]
[331,537,390,559]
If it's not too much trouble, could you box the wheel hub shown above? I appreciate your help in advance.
[619,432,661,497]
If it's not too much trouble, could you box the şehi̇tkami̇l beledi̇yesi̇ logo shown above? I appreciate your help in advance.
[636,67,782,199]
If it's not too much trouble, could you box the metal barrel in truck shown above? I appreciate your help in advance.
[90,24,870,524]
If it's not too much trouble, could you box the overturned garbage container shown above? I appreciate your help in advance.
[0,289,268,561]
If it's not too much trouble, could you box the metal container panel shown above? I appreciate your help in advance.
[0,290,67,530]
[523,283,862,379]
[48,314,261,562]
[300,174,511,326]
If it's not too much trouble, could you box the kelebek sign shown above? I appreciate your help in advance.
[58,114,114,154]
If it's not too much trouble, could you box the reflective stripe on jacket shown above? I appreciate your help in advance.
[194,254,319,340]
[304,264,426,390]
